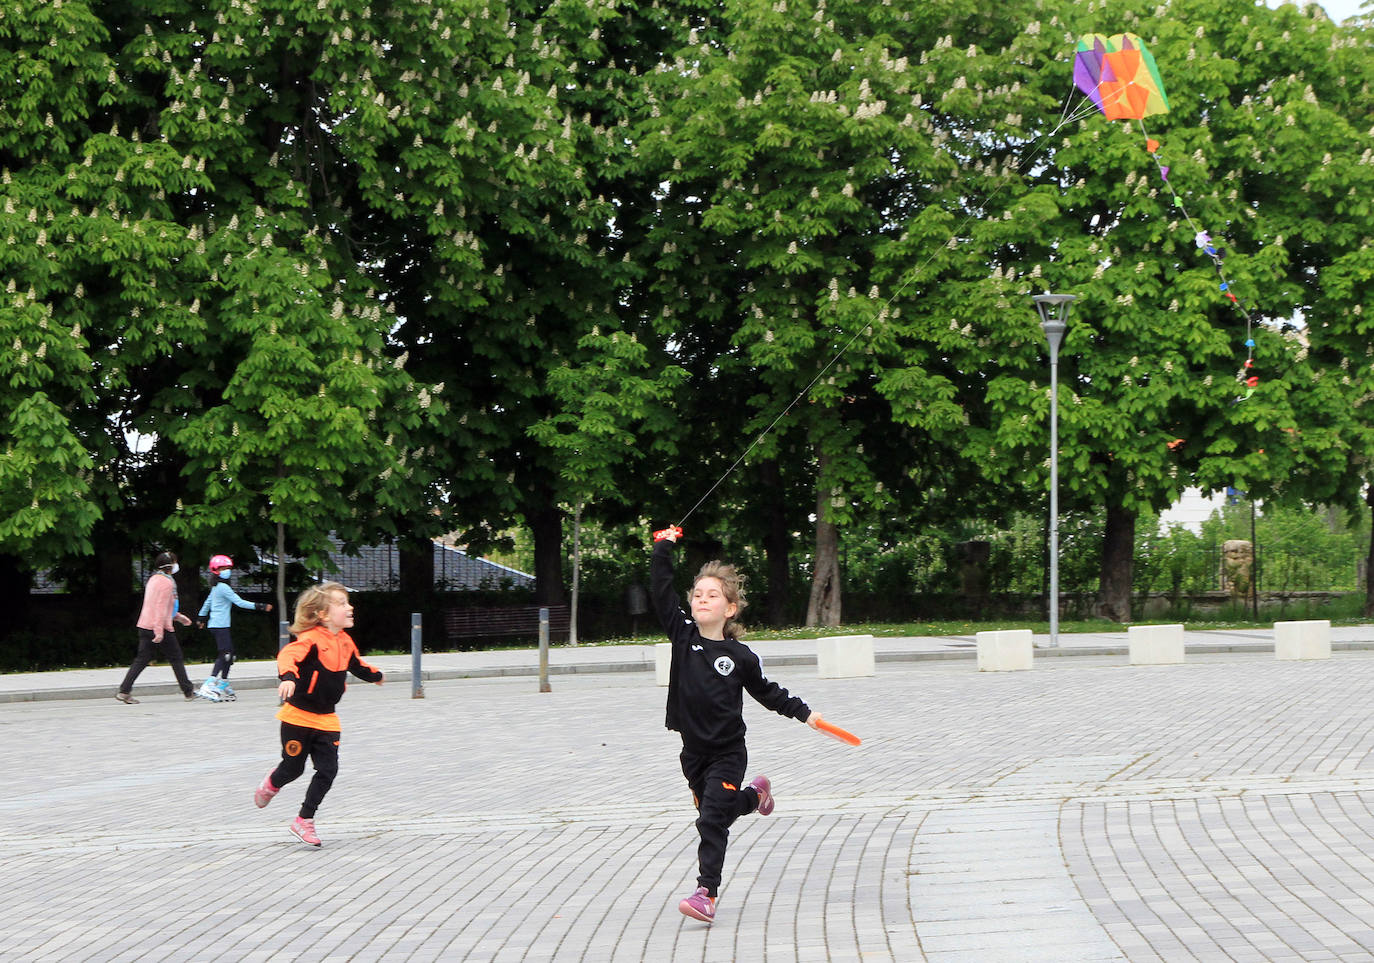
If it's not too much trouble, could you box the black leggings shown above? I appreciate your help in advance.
[270,723,340,819]
[680,743,762,896]
[210,627,234,677]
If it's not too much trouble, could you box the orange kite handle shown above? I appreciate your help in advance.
[653,526,684,542]
[816,718,861,746]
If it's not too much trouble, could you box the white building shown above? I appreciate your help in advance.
[1157,487,1230,533]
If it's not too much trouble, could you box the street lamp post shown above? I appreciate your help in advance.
[1032,293,1075,649]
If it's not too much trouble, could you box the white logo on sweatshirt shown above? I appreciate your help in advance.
[714,656,735,677]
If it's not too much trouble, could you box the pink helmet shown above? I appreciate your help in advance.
[208,554,233,572]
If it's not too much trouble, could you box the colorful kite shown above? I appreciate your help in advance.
[1073,33,1170,121]
[1072,32,1258,402]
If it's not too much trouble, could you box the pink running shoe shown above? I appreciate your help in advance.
[679,886,716,922]
[254,774,279,809]
[290,816,321,847]
[750,775,774,816]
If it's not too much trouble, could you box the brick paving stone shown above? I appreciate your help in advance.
[11,652,1374,959]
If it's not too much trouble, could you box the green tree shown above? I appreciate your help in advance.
[1274,3,1374,613]
[529,325,686,639]
[961,0,1373,621]
[638,0,1040,625]
[0,1,223,623]
[376,0,684,606]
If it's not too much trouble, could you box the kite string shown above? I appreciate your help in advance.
[673,321,873,527]
[675,100,1096,529]
[675,78,1182,529]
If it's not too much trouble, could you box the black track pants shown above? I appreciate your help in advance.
[680,743,761,897]
[270,722,340,819]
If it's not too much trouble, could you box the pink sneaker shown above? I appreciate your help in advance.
[290,816,321,847]
[750,775,774,816]
[679,886,716,922]
[254,774,279,809]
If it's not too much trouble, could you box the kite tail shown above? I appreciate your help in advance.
[1137,118,1258,402]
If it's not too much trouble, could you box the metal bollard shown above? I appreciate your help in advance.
[277,620,290,706]
[538,606,551,693]
[411,612,424,699]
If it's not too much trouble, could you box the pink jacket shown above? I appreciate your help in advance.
[136,572,190,640]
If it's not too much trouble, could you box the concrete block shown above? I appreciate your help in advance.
[1274,619,1331,661]
[1128,623,1185,665]
[817,635,875,678]
[976,630,1033,672]
[655,642,672,686]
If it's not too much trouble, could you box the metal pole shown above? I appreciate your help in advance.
[277,619,290,706]
[1034,293,1072,648]
[1048,342,1060,649]
[1250,497,1259,620]
[570,504,580,646]
[538,606,551,693]
[411,612,424,699]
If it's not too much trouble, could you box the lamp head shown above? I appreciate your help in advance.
[1032,293,1075,353]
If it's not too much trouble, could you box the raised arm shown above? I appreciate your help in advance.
[650,538,696,646]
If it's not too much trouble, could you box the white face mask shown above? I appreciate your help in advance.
[170,563,180,575]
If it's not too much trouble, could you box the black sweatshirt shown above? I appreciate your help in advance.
[651,540,811,751]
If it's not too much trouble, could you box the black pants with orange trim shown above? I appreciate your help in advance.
[680,743,761,897]
[270,723,339,819]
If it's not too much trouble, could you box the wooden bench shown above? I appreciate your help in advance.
[442,604,571,643]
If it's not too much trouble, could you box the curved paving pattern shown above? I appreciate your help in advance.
[4,654,1374,959]
[1065,791,1374,962]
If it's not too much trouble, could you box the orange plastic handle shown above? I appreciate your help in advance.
[816,718,861,746]
[653,526,683,542]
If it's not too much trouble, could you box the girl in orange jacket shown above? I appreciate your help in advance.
[251,581,383,846]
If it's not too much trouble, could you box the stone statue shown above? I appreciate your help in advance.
[1220,539,1254,600]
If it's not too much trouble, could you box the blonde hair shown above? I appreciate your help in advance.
[692,561,747,640]
[290,581,349,634]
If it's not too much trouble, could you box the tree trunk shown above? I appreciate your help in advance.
[0,553,32,638]
[94,526,135,618]
[528,504,567,608]
[398,535,435,599]
[1365,484,1374,618]
[1095,501,1135,623]
[760,460,790,627]
[275,522,288,638]
[806,516,841,627]
[805,456,841,627]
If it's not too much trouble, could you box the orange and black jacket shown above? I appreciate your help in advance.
[276,625,382,716]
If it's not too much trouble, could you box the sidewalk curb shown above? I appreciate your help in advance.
[9,639,1374,705]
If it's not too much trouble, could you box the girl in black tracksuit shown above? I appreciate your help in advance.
[651,532,822,923]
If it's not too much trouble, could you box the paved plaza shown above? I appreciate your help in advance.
[5,631,1374,961]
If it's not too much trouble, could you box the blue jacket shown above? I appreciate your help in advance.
[198,580,263,628]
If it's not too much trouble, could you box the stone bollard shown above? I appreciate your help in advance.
[1274,619,1331,661]
[813,634,879,678]
[655,642,672,686]
[817,635,876,678]
[1128,623,1185,665]
[976,630,1033,672]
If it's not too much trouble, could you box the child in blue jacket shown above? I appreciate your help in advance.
[196,554,272,700]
